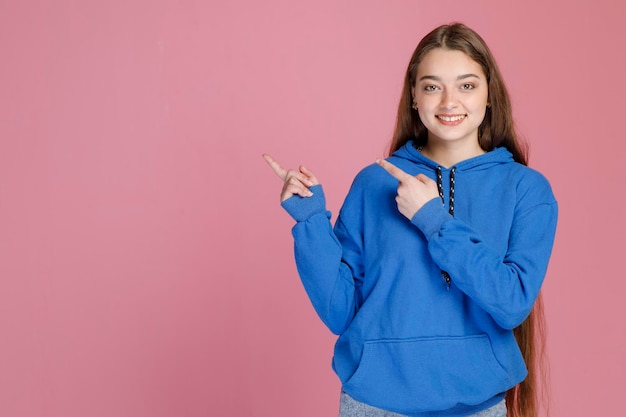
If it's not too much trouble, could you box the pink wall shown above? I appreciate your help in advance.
[1,1,624,416]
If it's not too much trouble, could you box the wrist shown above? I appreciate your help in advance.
[281,184,326,222]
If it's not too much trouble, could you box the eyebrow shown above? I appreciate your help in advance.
[418,74,482,82]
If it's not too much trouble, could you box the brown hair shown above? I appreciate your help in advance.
[388,22,527,165]
[388,23,547,417]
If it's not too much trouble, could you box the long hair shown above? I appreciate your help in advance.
[388,23,547,417]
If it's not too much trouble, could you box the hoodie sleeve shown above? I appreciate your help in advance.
[281,184,361,335]
[411,177,558,330]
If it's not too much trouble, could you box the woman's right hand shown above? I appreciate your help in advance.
[262,154,320,202]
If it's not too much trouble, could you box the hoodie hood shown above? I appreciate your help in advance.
[391,140,515,172]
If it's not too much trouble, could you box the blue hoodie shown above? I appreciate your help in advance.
[281,140,558,416]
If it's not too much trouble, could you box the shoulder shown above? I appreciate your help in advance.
[338,162,399,218]
[349,162,397,191]
[504,163,557,207]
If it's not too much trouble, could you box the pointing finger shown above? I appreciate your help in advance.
[415,173,435,185]
[262,153,288,181]
[376,159,412,182]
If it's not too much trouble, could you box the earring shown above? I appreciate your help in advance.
[412,101,418,110]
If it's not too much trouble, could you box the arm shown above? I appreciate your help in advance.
[283,188,360,334]
[377,159,558,330]
[263,154,360,334]
[413,197,558,329]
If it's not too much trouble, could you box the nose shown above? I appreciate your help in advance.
[440,89,458,109]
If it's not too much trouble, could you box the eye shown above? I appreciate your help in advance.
[424,85,438,92]
[461,83,475,90]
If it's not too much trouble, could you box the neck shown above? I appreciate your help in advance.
[420,140,485,168]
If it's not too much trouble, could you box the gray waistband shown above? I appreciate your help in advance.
[338,391,507,417]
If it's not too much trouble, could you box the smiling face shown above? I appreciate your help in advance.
[412,48,489,149]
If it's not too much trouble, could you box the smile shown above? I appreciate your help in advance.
[436,115,466,122]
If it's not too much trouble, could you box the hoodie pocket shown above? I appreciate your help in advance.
[343,334,511,413]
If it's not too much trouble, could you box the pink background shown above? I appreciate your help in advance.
[1,1,624,416]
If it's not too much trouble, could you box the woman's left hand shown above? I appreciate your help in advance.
[377,159,439,220]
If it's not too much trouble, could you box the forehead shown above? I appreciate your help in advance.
[416,48,485,80]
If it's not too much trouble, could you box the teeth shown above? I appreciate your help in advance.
[438,115,465,122]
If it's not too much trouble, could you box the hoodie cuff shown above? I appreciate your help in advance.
[410,197,453,239]
[280,184,326,222]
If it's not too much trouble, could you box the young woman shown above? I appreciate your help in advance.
[264,23,557,417]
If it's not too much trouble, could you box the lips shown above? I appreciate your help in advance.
[437,114,466,122]
[436,114,466,126]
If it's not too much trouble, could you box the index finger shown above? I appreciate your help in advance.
[376,159,412,181]
[262,153,288,180]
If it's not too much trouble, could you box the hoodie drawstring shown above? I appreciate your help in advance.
[435,166,457,290]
